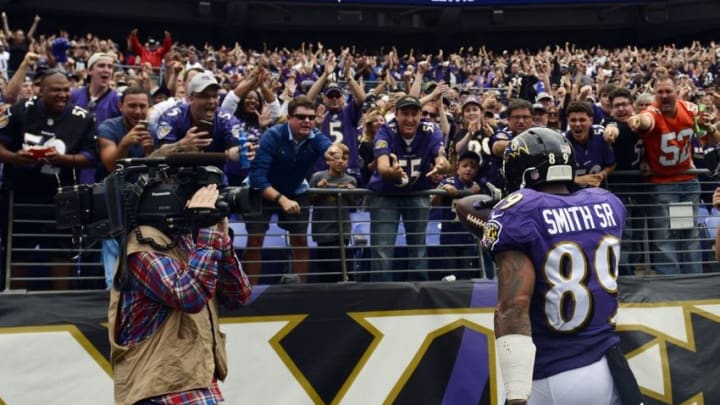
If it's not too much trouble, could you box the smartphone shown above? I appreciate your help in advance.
[196,119,213,136]
[137,120,149,130]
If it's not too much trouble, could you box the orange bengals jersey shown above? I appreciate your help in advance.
[640,100,698,183]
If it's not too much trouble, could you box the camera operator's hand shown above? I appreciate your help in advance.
[181,127,213,149]
[187,184,220,210]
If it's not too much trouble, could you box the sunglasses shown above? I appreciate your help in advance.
[422,111,439,118]
[293,113,316,121]
[326,92,342,99]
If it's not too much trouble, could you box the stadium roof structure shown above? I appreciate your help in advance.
[4,0,720,48]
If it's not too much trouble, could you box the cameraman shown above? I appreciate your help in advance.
[108,183,252,404]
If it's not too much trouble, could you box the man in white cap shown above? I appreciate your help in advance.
[155,72,246,156]
[535,91,554,109]
[70,52,120,125]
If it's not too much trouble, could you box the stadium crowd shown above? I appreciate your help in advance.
[1,12,720,288]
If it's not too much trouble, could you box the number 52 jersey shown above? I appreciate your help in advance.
[482,187,626,380]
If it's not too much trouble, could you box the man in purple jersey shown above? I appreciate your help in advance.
[69,52,120,125]
[306,55,365,179]
[480,127,641,404]
[564,101,616,188]
[367,95,451,281]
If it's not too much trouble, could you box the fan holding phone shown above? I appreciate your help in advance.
[155,73,253,163]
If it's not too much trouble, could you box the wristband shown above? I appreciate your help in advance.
[496,334,536,401]
[273,193,283,203]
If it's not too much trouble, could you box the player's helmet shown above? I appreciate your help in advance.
[503,127,576,193]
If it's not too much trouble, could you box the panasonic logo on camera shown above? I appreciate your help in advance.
[151,192,172,197]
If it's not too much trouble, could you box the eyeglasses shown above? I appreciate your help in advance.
[422,111,439,119]
[293,113,316,121]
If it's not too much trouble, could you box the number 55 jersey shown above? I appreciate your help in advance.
[482,186,626,379]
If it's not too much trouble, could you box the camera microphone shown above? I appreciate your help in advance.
[164,153,227,167]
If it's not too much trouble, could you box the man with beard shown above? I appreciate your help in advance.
[0,69,96,289]
[70,52,120,125]
[155,73,244,156]
[563,101,615,188]
[625,74,713,274]
[306,55,365,180]
[603,87,647,275]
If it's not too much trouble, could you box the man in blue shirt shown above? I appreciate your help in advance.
[96,86,154,289]
[247,95,340,284]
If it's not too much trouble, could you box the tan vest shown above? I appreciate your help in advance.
[108,226,228,405]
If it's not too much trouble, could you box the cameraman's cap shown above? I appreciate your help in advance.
[536,92,553,103]
[395,95,422,110]
[324,82,342,97]
[87,52,115,69]
[458,150,481,164]
[462,96,482,110]
[187,73,220,95]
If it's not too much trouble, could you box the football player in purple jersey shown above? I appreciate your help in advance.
[481,128,642,404]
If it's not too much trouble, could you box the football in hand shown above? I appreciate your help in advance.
[455,194,495,239]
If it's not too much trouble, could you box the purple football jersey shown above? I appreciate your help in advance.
[564,125,616,175]
[313,101,362,174]
[367,118,444,194]
[482,187,625,379]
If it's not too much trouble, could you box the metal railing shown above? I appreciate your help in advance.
[1,173,719,291]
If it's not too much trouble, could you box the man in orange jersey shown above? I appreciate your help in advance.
[627,74,718,273]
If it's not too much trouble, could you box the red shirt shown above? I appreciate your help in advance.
[640,100,698,183]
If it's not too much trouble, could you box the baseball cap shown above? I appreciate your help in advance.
[187,73,220,95]
[536,92,553,103]
[87,52,115,69]
[395,95,422,110]
[458,150,481,164]
[462,96,482,110]
[532,103,548,113]
[422,80,438,94]
[324,82,342,97]
[148,38,158,47]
